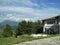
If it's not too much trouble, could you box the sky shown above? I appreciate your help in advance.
[0,0,60,22]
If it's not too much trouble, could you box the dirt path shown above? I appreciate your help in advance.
[14,36,60,45]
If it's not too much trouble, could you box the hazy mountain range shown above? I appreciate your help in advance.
[0,20,19,29]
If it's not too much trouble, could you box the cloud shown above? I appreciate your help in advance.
[0,6,60,22]
[0,0,60,22]
[0,0,39,7]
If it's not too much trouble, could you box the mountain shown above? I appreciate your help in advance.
[0,20,19,29]
[0,20,18,26]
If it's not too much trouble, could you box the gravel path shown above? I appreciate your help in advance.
[14,36,60,45]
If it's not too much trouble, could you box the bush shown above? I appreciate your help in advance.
[2,24,13,37]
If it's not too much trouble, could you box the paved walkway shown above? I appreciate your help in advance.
[14,36,60,45]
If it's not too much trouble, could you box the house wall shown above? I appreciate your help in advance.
[43,20,59,34]
[58,17,60,34]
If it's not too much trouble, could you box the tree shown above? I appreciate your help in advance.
[2,24,13,37]
[20,20,27,34]
[26,21,35,34]
[15,20,42,37]
[34,20,42,33]
[15,20,27,37]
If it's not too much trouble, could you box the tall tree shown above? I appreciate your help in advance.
[15,20,27,37]
[15,20,42,37]
[2,24,13,37]
[26,21,35,34]
[34,20,42,33]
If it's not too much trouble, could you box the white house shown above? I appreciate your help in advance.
[43,15,60,34]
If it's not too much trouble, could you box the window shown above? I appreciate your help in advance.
[46,20,55,24]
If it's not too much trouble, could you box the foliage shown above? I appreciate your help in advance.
[0,35,39,45]
[0,20,42,38]
[26,21,35,34]
[34,20,42,33]
[0,34,60,45]
[15,20,42,37]
[15,20,27,37]
[2,24,13,37]
[0,30,3,38]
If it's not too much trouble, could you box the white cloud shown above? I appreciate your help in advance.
[0,0,60,22]
[0,0,39,7]
[0,6,60,22]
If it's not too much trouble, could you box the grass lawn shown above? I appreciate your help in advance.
[0,34,60,45]
[0,35,40,45]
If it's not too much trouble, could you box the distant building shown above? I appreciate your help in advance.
[42,15,60,34]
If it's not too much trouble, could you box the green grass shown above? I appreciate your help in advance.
[0,30,3,38]
[0,34,60,45]
[0,35,40,45]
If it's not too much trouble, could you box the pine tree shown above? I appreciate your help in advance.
[15,20,27,37]
[2,24,13,37]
